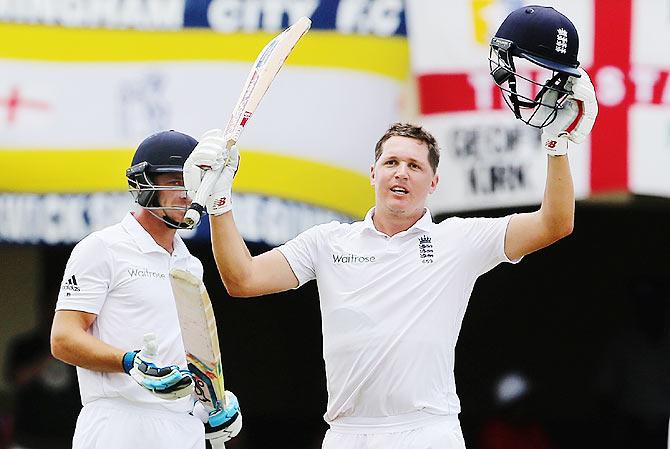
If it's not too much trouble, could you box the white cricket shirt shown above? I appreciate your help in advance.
[56,213,203,413]
[278,208,520,428]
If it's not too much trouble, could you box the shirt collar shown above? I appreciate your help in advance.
[121,212,186,256]
[362,207,434,236]
[413,209,434,232]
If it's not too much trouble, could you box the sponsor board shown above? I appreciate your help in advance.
[0,192,352,246]
[0,3,408,219]
[408,0,670,208]
[0,0,407,35]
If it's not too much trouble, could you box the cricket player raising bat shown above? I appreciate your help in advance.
[49,15,311,448]
[50,130,241,449]
[185,5,597,449]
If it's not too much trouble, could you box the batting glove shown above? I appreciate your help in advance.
[183,129,240,216]
[541,67,598,156]
[192,391,243,447]
[122,333,194,400]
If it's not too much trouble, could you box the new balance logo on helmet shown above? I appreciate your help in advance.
[555,28,568,54]
[61,275,80,292]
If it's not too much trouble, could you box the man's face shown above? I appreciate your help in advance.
[370,136,439,216]
[153,172,191,222]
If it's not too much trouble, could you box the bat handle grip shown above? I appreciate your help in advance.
[184,169,219,227]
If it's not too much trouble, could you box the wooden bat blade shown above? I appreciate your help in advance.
[223,16,312,145]
[184,16,311,226]
[170,268,225,411]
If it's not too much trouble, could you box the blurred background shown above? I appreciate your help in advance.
[1,0,669,448]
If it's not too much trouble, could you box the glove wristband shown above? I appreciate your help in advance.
[207,191,233,216]
[543,134,568,157]
[122,351,138,374]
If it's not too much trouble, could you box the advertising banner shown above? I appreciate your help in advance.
[407,0,670,212]
[0,0,410,244]
[407,0,593,212]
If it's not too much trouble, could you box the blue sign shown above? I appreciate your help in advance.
[184,0,406,35]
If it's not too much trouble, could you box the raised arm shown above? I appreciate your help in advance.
[210,212,299,297]
[505,68,598,261]
[505,155,574,260]
[183,130,299,298]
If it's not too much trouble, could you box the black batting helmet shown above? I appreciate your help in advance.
[489,5,581,127]
[126,130,198,228]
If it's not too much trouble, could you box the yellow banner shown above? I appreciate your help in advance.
[2,148,373,218]
[0,23,408,80]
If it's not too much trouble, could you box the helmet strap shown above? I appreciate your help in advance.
[146,208,192,230]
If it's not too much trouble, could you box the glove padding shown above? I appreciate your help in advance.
[122,335,194,400]
[192,391,242,448]
[538,67,598,156]
[183,129,240,216]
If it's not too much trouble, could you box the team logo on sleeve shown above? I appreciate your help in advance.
[418,235,434,264]
[61,275,80,292]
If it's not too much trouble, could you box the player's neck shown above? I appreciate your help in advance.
[372,206,426,237]
[133,210,177,254]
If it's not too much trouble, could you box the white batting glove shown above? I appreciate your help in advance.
[205,146,239,216]
[183,129,240,216]
[184,129,228,173]
[192,391,242,447]
[541,67,598,156]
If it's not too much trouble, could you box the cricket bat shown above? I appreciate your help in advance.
[170,269,225,411]
[184,16,312,227]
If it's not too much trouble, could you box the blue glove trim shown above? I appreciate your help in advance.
[208,393,240,427]
[205,412,239,433]
[122,351,137,374]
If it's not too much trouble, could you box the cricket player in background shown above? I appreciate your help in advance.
[50,130,242,448]
[184,5,597,449]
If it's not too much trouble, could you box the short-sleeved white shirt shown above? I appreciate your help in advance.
[277,208,519,426]
[56,213,203,413]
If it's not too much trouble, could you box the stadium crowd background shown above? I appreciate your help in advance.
[1,1,669,448]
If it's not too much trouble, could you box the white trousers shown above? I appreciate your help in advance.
[72,398,204,449]
[322,415,467,449]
